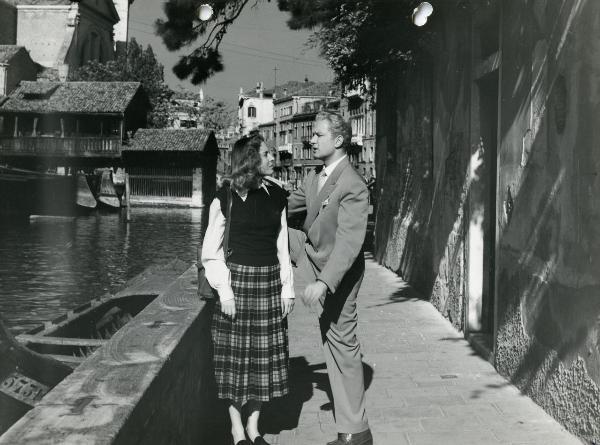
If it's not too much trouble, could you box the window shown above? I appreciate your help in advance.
[369,146,374,162]
[248,106,256,118]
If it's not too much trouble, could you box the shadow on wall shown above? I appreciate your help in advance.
[373,1,600,441]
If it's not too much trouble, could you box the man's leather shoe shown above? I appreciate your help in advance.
[326,429,373,445]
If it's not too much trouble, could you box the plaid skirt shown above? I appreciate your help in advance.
[211,262,290,404]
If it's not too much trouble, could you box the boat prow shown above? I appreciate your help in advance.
[76,173,96,209]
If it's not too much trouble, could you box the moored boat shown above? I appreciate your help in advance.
[76,172,97,210]
[0,259,190,435]
[96,169,120,209]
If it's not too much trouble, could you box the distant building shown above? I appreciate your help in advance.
[238,82,272,136]
[0,81,149,168]
[272,82,339,188]
[0,46,38,97]
[122,128,218,208]
[168,88,203,129]
[112,0,134,55]
[340,87,376,181]
[0,0,121,80]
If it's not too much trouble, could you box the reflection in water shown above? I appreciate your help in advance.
[0,208,204,333]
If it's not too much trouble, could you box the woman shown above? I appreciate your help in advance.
[202,133,295,445]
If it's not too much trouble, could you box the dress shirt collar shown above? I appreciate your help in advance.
[322,155,347,178]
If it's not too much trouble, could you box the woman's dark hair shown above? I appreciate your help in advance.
[229,132,264,192]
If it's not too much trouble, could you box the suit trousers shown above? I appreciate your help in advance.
[296,251,369,434]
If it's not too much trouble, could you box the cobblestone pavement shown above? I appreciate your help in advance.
[257,252,583,445]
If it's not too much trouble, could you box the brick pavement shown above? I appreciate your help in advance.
[256,252,583,445]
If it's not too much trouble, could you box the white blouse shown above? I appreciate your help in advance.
[200,190,295,303]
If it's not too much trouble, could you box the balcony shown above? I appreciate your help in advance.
[277,143,292,153]
[0,136,122,158]
[351,135,363,145]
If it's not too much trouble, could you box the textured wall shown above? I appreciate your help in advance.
[16,7,70,68]
[374,0,600,441]
[374,7,472,330]
[495,0,600,442]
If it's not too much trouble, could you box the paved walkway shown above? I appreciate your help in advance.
[257,253,582,445]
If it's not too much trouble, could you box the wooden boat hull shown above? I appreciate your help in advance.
[0,259,189,435]
[96,169,120,209]
[76,173,96,209]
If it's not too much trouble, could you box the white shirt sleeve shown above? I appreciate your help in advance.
[277,208,295,300]
[201,198,235,302]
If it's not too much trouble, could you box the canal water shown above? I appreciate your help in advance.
[0,208,204,333]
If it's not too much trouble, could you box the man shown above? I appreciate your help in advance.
[288,110,372,445]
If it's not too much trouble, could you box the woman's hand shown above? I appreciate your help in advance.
[281,298,295,318]
[221,298,236,319]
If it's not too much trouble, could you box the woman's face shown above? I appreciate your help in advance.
[258,142,275,176]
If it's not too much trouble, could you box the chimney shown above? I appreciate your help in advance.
[255,82,261,95]
[283,88,288,97]
[259,82,264,99]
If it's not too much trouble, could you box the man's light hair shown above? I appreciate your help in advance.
[316,110,351,150]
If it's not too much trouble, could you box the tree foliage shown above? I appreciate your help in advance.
[71,38,173,128]
[171,88,235,132]
[155,0,426,90]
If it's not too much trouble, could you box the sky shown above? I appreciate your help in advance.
[128,1,335,107]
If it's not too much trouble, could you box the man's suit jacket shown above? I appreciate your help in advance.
[288,157,369,295]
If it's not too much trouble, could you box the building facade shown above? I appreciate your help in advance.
[340,90,376,181]
[373,1,600,442]
[1,0,120,81]
[0,81,149,169]
[238,82,272,136]
[0,46,38,97]
[271,82,338,188]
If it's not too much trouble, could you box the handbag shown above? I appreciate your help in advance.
[197,186,233,300]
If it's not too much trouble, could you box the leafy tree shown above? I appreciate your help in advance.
[71,38,173,128]
[155,0,425,91]
[170,88,235,132]
[200,97,235,132]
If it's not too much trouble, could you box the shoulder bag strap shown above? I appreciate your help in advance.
[223,186,233,259]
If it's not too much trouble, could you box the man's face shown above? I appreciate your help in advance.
[310,118,339,162]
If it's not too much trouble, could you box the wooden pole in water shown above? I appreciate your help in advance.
[125,172,131,222]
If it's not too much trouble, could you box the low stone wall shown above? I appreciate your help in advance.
[0,265,219,445]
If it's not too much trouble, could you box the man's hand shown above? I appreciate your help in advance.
[281,298,295,318]
[220,298,236,319]
[302,281,328,308]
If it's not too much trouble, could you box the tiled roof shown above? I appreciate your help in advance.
[241,81,326,99]
[274,82,339,103]
[0,46,24,63]
[0,81,143,114]
[123,128,216,152]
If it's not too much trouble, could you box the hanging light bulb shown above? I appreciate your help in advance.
[198,4,214,21]
[412,2,434,27]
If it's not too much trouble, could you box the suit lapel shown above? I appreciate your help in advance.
[305,157,351,229]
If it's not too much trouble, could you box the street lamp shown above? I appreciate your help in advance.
[198,4,214,21]
[412,2,434,27]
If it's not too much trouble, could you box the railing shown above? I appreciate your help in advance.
[277,143,292,153]
[128,167,193,199]
[0,136,122,156]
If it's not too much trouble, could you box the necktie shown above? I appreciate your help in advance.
[318,170,327,192]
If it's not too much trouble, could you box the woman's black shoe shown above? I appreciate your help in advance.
[235,440,251,445]
[251,436,270,445]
